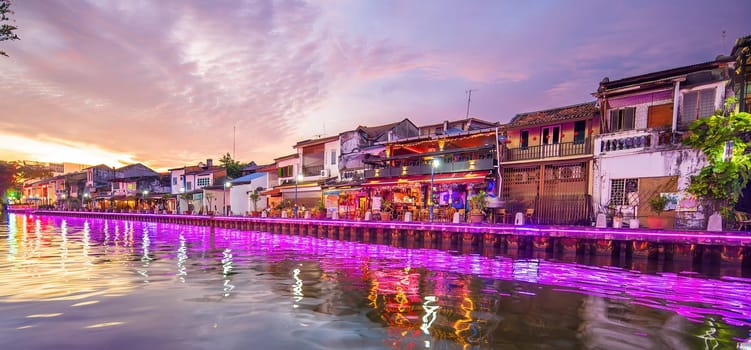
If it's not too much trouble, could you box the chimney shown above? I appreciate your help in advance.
[206,159,213,168]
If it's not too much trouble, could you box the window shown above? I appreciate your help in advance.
[681,88,716,127]
[542,126,560,145]
[113,183,120,190]
[609,107,635,132]
[197,178,210,187]
[610,178,638,206]
[574,120,586,144]
[520,130,529,148]
[186,182,192,191]
[172,177,177,185]
[127,183,135,191]
[331,150,337,165]
[278,165,294,178]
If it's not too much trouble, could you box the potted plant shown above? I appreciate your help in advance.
[468,191,488,224]
[647,195,668,229]
[249,188,261,217]
[313,199,326,219]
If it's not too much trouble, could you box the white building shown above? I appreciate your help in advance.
[593,57,734,228]
[228,172,271,215]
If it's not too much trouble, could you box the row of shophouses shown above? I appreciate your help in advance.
[21,36,751,229]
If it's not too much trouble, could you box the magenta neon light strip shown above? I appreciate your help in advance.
[28,210,751,247]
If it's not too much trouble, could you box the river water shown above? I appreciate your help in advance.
[1,213,749,349]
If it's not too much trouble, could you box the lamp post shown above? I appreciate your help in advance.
[61,193,66,211]
[430,158,440,222]
[83,193,89,211]
[142,190,149,212]
[295,173,303,218]
[223,181,232,216]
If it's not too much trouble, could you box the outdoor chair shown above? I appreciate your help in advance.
[734,211,751,231]
[525,208,535,224]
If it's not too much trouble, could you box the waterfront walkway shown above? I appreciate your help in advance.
[10,209,751,266]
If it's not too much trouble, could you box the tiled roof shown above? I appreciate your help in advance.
[509,102,597,128]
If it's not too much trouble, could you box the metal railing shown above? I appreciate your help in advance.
[503,140,591,162]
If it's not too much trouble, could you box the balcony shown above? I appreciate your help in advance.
[364,158,494,179]
[302,165,324,177]
[595,129,679,156]
[503,140,591,162]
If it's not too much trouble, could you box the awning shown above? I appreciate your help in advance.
[362,171,489,186]
[261,188,282,196]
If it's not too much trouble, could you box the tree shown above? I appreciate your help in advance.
[15,162,53,184]
[1,0,19,57]
[0,160,18,202]
[219,152,243,179]
[684,97,751,219]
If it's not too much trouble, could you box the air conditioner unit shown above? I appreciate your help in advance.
[558,166,582,179]
[320,169,330,177]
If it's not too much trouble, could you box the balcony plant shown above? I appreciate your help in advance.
[647,194,668,229]
[469,191,488,224]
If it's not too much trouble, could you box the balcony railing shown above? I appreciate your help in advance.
[595,129,679,155]
[503,140,591,162]
[364,158,494,179]
[302,165,324,177]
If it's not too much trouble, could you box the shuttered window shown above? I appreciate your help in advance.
[609,107,635,132]
[681,88,716,127]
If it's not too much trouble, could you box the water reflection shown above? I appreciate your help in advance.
[0,213,749,350]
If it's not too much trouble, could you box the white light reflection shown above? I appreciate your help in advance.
[221,248,234,297]
[176,234,187,283]
[420,295,439,335]
[137,228,151,283]
[82,221,91,265]
[7,214,17,259]
[292,266,304,305]
[60,220,68,271]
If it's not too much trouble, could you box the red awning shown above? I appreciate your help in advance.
[362,171,489,186]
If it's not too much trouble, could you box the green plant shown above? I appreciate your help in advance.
[684,97,751,219]
[648,195,667,216]
[249,189,261,212]
[469,191,488,214]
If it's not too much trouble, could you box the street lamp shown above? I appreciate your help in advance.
[83,193,89,211]
[430,158,440,222]
[223,181,232,216]
[295,173,303,218]
[142,190,149,212]
[60,193,66,211]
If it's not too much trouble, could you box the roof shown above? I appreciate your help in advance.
[294,135,339,148]
[230,172,266,184]
[274,153,298,162]
[596,57,734,92]
[419,117,499,129]
[509,102,597,128]
[241,161,258,171]
[356,118,413,139]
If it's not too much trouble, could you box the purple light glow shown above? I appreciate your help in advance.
[33,210,751,247]
[25,213,751,329]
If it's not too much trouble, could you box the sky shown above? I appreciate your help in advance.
[1,0,749,171]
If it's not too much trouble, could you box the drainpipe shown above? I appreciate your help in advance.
[671,78,683,133]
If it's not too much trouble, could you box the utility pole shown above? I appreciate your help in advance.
[465,89,477,121]
[233,125,236,160]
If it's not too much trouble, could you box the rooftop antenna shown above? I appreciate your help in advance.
[721,30,727,53]
[233,125,236,159]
